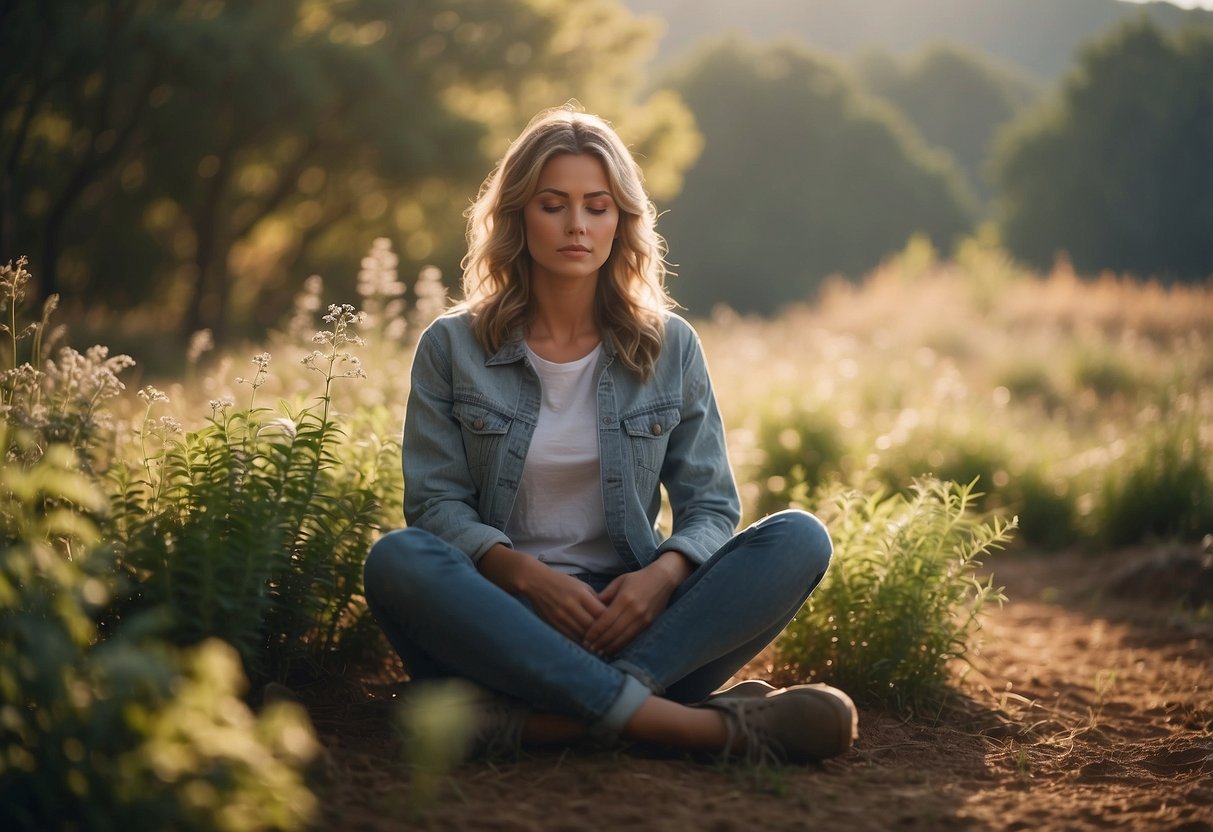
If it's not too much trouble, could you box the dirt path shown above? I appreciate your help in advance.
[313,546,1213,831]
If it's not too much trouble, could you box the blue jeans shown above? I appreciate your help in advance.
[363,509,831,742]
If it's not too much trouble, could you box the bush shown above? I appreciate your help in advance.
[1095,415,1213,546]
[750,402,847,516]
[110,305,402,684]
[775,478,1014,710]
[0,437,318,832]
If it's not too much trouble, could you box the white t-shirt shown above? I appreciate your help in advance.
[505,343,625,576]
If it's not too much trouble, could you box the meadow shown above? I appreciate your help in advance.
[2,238,1210,829]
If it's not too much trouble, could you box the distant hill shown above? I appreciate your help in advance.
[620,0,1213,77]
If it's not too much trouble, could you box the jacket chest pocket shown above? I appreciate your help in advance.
[453,400,512,474]
[622,407,681,487]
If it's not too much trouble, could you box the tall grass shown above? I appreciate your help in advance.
[704,238,1213,551]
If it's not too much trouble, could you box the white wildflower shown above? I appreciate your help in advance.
[137,385,170,404]
[186,329,214,364]
[258,415,297,441]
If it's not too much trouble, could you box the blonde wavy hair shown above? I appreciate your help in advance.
[458,107,674,380]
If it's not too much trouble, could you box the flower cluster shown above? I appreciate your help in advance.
[301,304,367,381]
[186,329,214,366]
[285,275,325,340]
[0,255,30,312]
[357,238,408,340]
[412,264,447,331]
[137,385,170,405]
[236,352,272,390]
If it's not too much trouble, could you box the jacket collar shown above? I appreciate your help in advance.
[485,328,617,367]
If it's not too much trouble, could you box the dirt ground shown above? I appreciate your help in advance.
[309,544,1213,831]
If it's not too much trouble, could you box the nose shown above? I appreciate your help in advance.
[567,208,587,235]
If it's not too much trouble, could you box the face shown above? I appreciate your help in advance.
[523,153,619,287]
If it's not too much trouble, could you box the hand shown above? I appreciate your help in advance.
[477,544,607,643]
[583,551,693,656]
[521,566,609,643]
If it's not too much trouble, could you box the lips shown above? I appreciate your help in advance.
[558,245,590,253]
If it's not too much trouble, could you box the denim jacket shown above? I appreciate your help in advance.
[401,311,741,570]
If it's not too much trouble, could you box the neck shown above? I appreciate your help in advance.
[527,275,600,361]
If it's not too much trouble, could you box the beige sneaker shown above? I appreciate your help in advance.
[703,679,778,703]
[704,683,858,764]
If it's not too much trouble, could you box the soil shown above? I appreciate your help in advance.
[307,545,1213,831]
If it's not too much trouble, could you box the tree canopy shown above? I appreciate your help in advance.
[993,19,1213,282]
[656,37,976,315]
[855,44,1041,208]
[0,0,700,338]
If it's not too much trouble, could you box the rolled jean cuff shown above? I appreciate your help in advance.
[610,659,663,696]
[587,673,651,744]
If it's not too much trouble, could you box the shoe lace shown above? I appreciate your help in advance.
[718,698,785,766]
[469,689,529,761]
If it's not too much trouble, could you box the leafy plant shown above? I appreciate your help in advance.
[750,402,847,516]
[1095,414,1213,546]
[775,478,1014,710]
[111,304,400,683]
[0,433,318,832]
[1,257,134,472]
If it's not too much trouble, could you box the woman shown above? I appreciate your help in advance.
[363,107,857,764]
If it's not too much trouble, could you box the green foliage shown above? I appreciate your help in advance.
[855,43,1041,207]
[994,19,1213,282]
[1096,414,1213,547]
[0,434,318,832]
[2,0,700,338]
[1070,346,1145,401]
[750,403,847,517]
[0,257,135,471]
[775,479,1014,710]
[657,36,976,314]
[111,305,400,683]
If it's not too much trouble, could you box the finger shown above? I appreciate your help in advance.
[599,616,643,656]
[597,576,623,603]
[579,589,608,617]
[583,604,621,649]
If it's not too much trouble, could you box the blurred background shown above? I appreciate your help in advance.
[1,0,1211,351]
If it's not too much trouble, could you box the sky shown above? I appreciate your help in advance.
[1121,0,1213,8]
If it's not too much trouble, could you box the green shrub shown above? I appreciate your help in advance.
[871,423,1013,513]
[750,403,847,516]
[0,437,318,832]
[1095,416,1213,545]
[775,478,1014,710]
[1070,346,1144,401]
[1008,464,1081,550]
[1,257,134,472]
[996,359,1065,413]
[110,305,401,683]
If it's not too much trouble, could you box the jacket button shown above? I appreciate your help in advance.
[651,423,663,435]
[473,417,485,430]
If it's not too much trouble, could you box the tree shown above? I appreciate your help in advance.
[855,44,1041,208]
[1,0,701,338]
[994,19,1213,282]
[656,37,976,315]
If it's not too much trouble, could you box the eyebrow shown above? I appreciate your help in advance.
[537,188,614,199]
